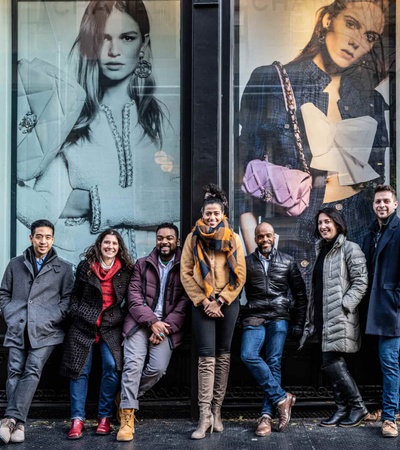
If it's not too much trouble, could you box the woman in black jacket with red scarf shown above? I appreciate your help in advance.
[60,229,133,439]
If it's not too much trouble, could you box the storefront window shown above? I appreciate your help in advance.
[234,0,395,288]
[14,0,181,266]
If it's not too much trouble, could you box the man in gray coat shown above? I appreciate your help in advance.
[0,219,74,444]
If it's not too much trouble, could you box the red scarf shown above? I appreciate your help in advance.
[92,257,122,341]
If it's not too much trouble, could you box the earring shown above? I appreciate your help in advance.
[134,50,152,79]
[318,27,328,44]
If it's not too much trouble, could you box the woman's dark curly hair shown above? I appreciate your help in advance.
[202,183,229,213]
[81,229,134,273]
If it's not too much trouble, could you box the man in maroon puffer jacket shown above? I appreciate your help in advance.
[117,223,189,441]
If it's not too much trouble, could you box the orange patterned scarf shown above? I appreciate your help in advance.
[191,217,241,300]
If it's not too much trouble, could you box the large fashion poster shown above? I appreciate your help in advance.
[15,0,181,266]
[236,0,394,288]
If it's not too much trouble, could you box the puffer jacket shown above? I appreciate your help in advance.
[299,234,368,353]
[242,249,307,326]
[123,247,189,349]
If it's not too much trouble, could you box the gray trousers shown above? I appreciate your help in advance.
[120,328,173,410]
[6,345,55,422]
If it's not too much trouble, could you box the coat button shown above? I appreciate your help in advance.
[19,319,24,323]
[28,300,33,304]
[300,260,309,268]
[335,204,343,211]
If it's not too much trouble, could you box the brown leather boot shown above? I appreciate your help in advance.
[191,357,215,440]
[116,409,134,442]
[212,354,231,432]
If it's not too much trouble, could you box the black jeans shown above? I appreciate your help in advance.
[192,300,240,357]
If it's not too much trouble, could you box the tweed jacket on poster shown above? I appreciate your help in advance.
[60,259,132,380]
[239,58,388,247]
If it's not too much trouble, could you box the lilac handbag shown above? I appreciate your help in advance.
[241,61,312,217]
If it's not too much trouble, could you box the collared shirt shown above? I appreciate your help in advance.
[154,255,175,320]
[36,256,46,273]
[256,248,272,274]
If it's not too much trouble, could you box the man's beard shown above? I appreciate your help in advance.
[258,245,273,255]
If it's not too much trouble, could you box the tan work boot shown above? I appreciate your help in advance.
[382,420,398,438]
[116,409,135,442]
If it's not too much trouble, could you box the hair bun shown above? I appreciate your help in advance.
[203,183,228,209]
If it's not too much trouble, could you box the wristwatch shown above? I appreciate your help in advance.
[215,298,224,307]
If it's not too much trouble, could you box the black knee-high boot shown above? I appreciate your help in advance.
[320,359,349,427]
[338,364,368,428]
[320,358,368,428]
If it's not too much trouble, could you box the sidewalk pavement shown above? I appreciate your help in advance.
[6,417,398,450]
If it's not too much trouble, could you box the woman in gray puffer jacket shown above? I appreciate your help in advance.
[300,208,368,429]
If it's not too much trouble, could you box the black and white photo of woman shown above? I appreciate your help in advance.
[16,0,180,265]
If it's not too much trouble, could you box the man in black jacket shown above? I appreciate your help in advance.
[240,222,307,437]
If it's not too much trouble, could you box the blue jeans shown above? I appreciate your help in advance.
[70,340,119,420]
[379,336,400,422]
[241,320,288,416]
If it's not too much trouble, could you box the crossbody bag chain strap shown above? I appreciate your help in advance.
[273,61,310,175]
